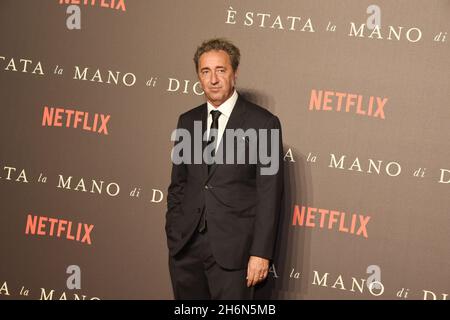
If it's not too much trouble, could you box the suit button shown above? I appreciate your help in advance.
[204,185,209,190]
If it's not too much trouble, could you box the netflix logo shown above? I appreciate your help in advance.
[59,0,126,12]
[309,89,388,120]
[42,106,110,135]
[25,214,94,245]
[291,205,371,238]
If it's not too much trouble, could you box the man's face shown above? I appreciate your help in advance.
[197,50,237,107]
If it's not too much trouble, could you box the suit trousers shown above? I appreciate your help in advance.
[168,228,254,300]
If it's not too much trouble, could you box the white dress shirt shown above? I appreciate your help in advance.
[206,90,238,150]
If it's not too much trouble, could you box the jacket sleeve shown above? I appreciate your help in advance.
[165,115,187,246]
[249,115,284,260]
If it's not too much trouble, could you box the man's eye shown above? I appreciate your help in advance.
[218,69,225,73]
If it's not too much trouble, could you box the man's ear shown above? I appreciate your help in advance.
[234,68,239,82]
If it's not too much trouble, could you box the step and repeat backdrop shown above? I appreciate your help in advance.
[0,0,448,300]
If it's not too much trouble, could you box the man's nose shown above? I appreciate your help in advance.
[210,72,219,85]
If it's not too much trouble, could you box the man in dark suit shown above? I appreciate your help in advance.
[166,38,283,299]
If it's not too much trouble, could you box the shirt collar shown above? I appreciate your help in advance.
[207,90,238,119]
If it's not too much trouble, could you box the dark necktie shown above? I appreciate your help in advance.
[207,110,222,172]
[198,110,221,233]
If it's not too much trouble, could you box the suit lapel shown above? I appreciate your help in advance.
[200,103,208,182]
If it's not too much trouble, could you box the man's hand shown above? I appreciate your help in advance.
[246,256,270,287]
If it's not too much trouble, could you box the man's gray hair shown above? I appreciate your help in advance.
[193,38,240,72]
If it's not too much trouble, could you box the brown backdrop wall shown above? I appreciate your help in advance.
[0,0,448,300]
